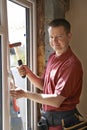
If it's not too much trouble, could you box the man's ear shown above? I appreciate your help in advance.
[68,32,72,39]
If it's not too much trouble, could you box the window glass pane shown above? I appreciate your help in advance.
[7,1,27,129]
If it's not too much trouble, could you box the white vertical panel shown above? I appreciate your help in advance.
[32,1,37,130]
[29,0,37,129]
[0,0,10,129]
[2,35,10,130]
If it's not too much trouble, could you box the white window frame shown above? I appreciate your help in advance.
[0,0,37,130]
[0,0,10,130]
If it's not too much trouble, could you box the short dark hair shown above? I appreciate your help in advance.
[48,18,71,33]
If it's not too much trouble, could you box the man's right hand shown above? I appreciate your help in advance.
[17,65,29,77]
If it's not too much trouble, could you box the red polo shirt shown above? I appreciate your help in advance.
[42,47,83,111]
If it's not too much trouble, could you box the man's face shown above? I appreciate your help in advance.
[48,26,72,56]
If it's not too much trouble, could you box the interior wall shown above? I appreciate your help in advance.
[66,0,87,119]
[45,0,69,63]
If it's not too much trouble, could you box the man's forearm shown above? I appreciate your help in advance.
[26,70,43,90]
[24,91,65,108]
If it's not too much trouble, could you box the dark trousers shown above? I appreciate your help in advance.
[38,108,81,129]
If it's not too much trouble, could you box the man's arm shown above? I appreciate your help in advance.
[17,65,44,90]
[10,88,65,108]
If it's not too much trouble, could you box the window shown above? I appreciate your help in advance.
[0,0,37,129]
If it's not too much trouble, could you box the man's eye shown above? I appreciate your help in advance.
[49,35,63,40]
[57,35,64,39]
[57,35,63,38]
[50,36,53,39]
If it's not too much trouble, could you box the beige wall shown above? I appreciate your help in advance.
[66,0,87,119]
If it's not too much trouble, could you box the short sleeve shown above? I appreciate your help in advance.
[55,62,83,98]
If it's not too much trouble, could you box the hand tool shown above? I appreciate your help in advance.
[9,42,26,78]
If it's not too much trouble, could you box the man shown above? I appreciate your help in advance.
[10,18,83,130]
